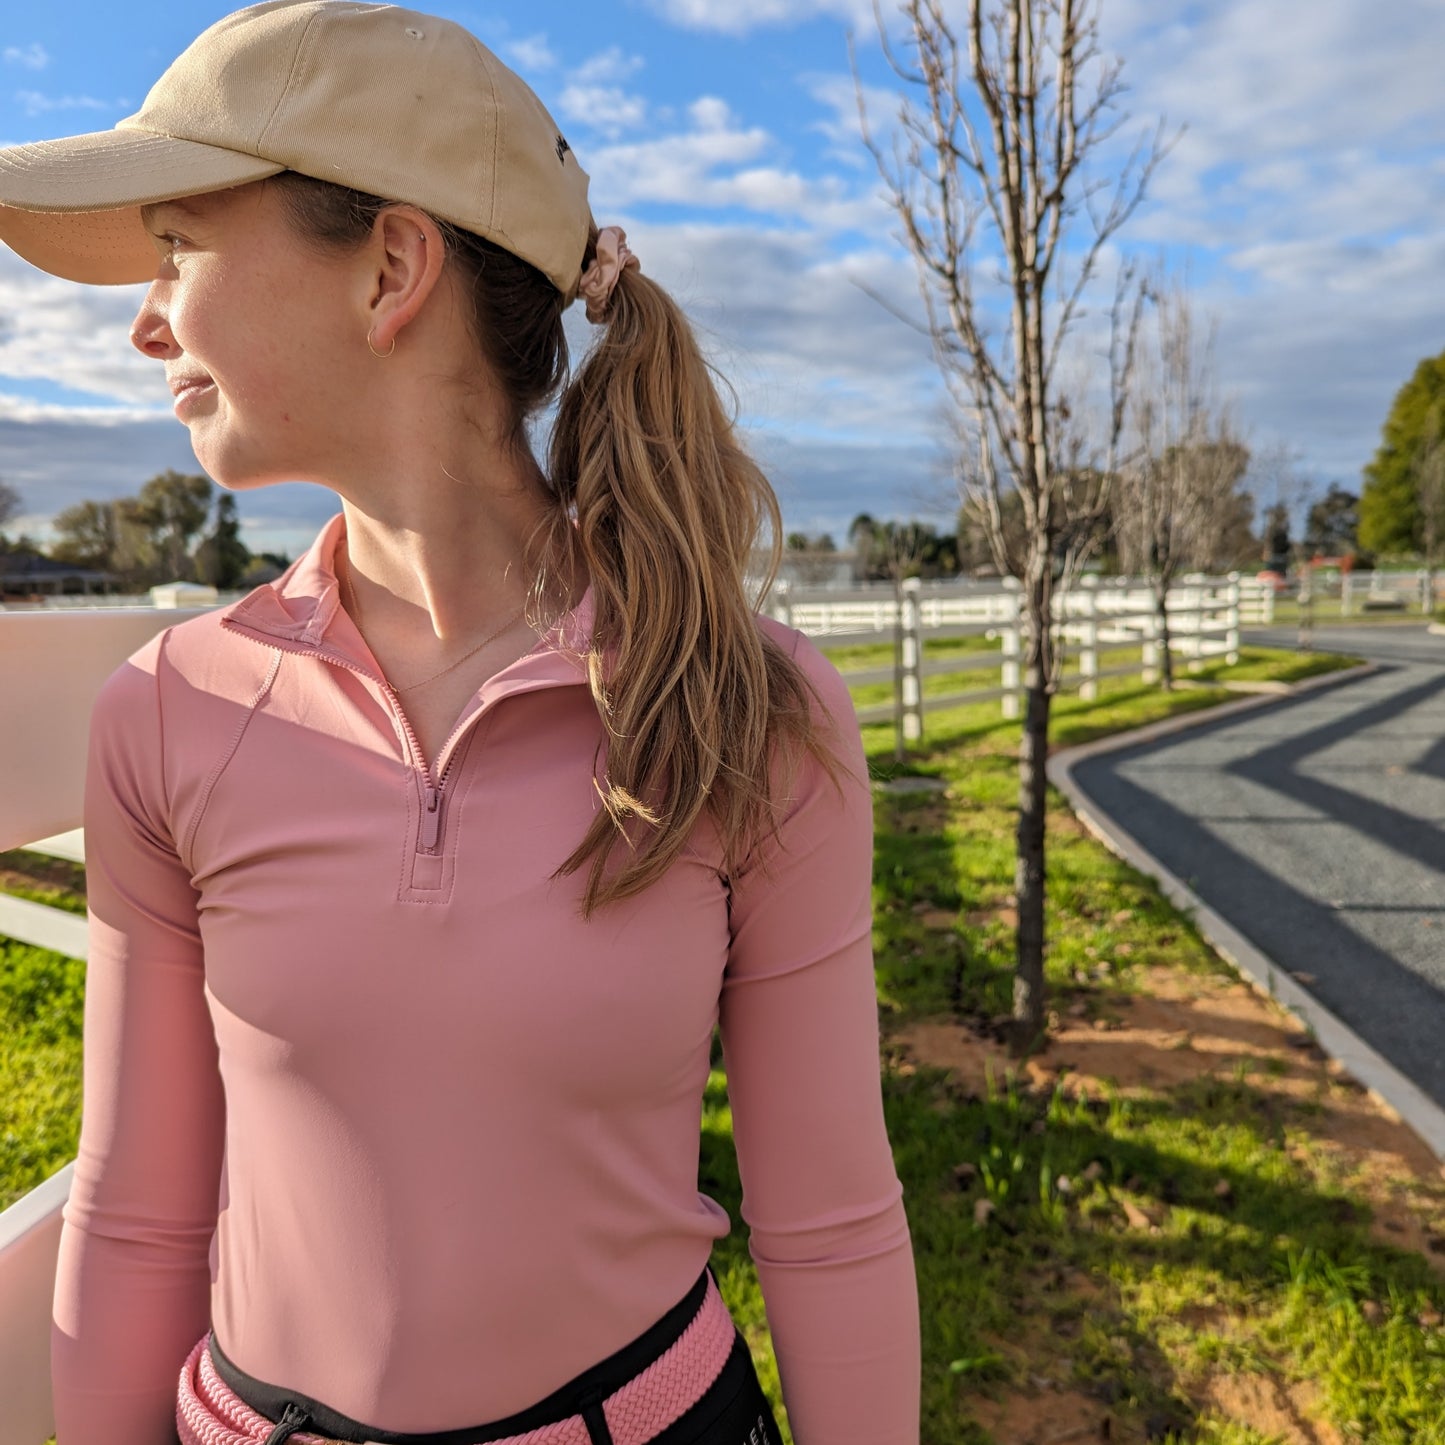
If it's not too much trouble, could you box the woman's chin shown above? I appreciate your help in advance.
[186,447,306,491]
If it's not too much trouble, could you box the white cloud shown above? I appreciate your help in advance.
[3,44,49,71]
[501,34,556,72]
[689,96,734,133]
[569,46,644,87]
[804,72,896,160]
[641,0,875,36]
[583,97,887,232]
[0,392,164,425]
[616,224,936,440]
[14,90,111,118]
[557,49,649,139]
[558,85,647,140]
[0,252,158,405]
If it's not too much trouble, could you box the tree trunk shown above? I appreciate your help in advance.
[1156,588,1174,690]
[1011,567,1051,1057]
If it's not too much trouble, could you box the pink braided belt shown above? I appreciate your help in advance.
[177,1273,738,1445]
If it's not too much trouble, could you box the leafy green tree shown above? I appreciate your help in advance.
[1261,501,1292,571]
[1216,488,1257,569]
[847,519,958,581]
[1304,484,1360,557]
[194,493,252,589]
[49,499,122,570]
[1360,351,1445,555]
[784,530,839,585]
[0,478,21,550]
[49,498,157,587]
[132,470,214,581]
[847,513,878,581]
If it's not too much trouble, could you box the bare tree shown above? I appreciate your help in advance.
[1113,283,1249,688]
[858,0,1171,1052]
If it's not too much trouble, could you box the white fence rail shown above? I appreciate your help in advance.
[767,574,1247,738]
[1339,568,1437,615]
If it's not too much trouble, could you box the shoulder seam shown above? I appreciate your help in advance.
[153,627,180,842]
[178,646,285,871]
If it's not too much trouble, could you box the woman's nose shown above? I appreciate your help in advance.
[130,283,178,359]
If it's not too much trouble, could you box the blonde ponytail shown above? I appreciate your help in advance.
[541,245,836,913]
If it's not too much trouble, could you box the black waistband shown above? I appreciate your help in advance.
[208,1264,716,1444]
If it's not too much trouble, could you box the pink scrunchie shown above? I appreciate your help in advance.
[578,226,640,323]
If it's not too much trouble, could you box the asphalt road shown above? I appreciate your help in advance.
[1071,625,1445,1111]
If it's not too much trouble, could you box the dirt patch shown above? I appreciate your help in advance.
[902,965,1441,1175]
[966,906,1020,930]
[895,961,1445,1275]
[1194,1373,1344,1445]
[970,1386,1136,1444]
[0,854,87,904]
[901,956,1445,1441]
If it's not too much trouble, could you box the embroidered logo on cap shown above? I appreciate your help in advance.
[555,133,571,164]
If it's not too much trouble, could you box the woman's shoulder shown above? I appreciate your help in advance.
[755,611,854,719]
[97,599,279,727]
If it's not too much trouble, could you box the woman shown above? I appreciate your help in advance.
[0,4,920,1443]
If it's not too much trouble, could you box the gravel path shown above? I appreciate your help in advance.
[1070,625,1445,1110]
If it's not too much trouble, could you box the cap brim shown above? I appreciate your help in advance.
[0,128,283,283]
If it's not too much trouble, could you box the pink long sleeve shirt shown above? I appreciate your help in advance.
[51,510,920,1444]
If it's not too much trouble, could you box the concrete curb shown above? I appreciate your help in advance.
[1047,662,1445,1166]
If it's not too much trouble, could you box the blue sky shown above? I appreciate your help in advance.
[2,0,1443,559]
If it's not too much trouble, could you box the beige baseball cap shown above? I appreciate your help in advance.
[0,0,593,295]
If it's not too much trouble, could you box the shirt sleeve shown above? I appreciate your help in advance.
[51,631,226,1445]
[718,630,921,1445]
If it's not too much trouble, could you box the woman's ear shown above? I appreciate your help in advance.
[364,205,447,355]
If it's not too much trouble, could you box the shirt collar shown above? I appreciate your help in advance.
[219,510,595,684]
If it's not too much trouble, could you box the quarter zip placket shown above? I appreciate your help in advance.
[220,618,475,859]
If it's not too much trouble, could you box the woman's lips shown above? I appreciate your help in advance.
[170,377,215,416]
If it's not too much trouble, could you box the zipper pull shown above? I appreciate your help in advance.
[421,782,445,852]
[263,1403,312,1445]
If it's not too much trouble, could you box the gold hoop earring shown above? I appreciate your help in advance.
[367,329,396,359]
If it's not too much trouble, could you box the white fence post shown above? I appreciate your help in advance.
[1226,574,1241,665]
[772,582,792,629]
[1141,605,1160,684]
[1179,580,1202,670]
[1001,591,1022,720]
[900,577,923,746]
[1078,578,1099,701]
[1421,568,1432,614]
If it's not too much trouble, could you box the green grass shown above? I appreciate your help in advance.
[0,939,85,1209]
[6,642,1443,1443]
[1187,645,1359,686]
[1268,595,1434,626]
